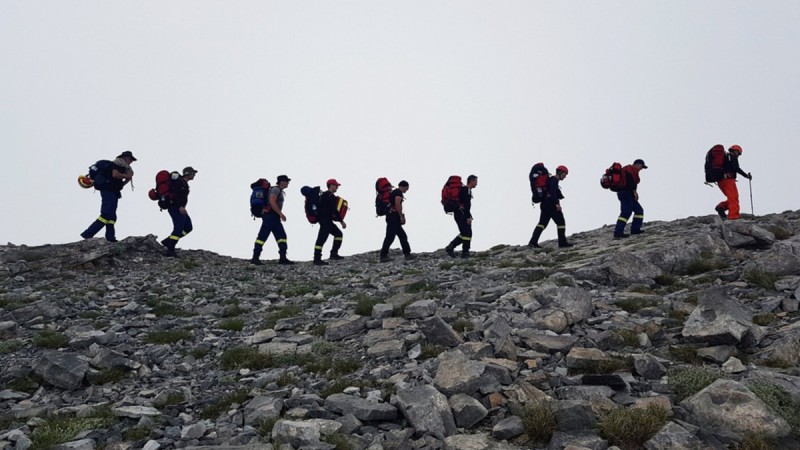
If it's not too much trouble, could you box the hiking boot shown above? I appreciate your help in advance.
[404,253,416,260]
[250,258,263,266]
[314,259,329,266]
[160,237,171,247]
[528,243,541,249]
[559,242,575,248]
[461,252,471,259]
[715,206,727,219]
[614,233,630,239]
[106,238,118,243]
[278,258,295,265]
[80,232,92,240]
[165,249,178,258]
[631,230,645,235]
[445,247,456,258]
[379,255,394,263]
[329,254,345,260]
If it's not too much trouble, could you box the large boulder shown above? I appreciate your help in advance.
[324,315,367,341]
[433,351,487,396]
[744,238,800,276]
[681,287,763,346]
[721,221,776,247]
[418,316,464,347]
[396,385,456,439]
[271,419,321,447]
[529,285,594,332]
[323,393,398,421]
[33,352,89,390]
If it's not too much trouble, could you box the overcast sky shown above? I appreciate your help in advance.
[2,1,799,261]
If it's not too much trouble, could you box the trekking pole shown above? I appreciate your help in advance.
[748,175,754,216]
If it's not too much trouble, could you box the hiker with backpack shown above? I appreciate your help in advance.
[379,180,414,262]
[444,175,478,258]
[612,159,647,238]
[711,145,752,220]
[312,179,347,265]
[161,167,197,257]
[80,150,137,242]
[251,175,294,265]
[528,166,574,248]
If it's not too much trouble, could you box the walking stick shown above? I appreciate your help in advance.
[748,174,754,216]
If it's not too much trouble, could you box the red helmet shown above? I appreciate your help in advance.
[556,165,569,174]
[729,145,742,154]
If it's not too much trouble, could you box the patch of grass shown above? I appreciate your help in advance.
[155,391,186,408]
[569,356,634,375]
[419,343,446,360]
[199,389,249,420]
[33,330,69,349]
[615,298,655,314]
[684,294,699,305]
[668,345,704,365]
[264,305,304,329]
[220,347,275,370]
[78,311,102,319]
[768,226,793,241]
[520,400,556,445]
[146,297,196,317]
[87,367,128,385]
[627,286,654,294]
[685,256,728,275]
[218,318,245,332]
[320,378,366,398]
[30,413,115,450]
[310,324,326,337]
[222,304,248,318]
[8,375,41,393]
[762,357,794,369]
[667,309,689,322]
[439,262,455,270]
[123,426,152,441]
[744,268,779,290]
[654,274,677,286]
[614,329,641,347]
[323,432,354,450]
[354,296,383,317]
[0,339,23,354]
[258,417,278,437]
[145,329,191,345]
[405,280,438,294]
[669,367,722,401]
[749,381,800,434]
[451,318,474,333]
[597,404,670,450]
[276,372,298,387]
[733,433,776,450]
[188,347,210,359]
[752,313,776,327]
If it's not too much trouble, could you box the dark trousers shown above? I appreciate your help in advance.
[447,210,472,253]
[614,191,644,235]
[253,213,287,258]
[165,207,193,248]
[82,190,120,240]
[314,219,343,259]
[529,201,568,246]
[380,213,411,257]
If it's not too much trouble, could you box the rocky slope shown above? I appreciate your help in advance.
[2,211,800,450]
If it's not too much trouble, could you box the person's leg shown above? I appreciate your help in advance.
[314,221,331,263]
[380,215,399,259]
[614,191,633,237]
[529,207,551,247]
[329,224,343,259]
[631,200,644,233]
[252,215,273,264]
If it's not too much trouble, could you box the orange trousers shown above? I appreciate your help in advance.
[717,178,740,220]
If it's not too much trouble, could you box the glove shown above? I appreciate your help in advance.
[746,173,752,180]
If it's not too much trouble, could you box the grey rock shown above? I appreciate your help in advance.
[371,303,394,319]
[249,329,277,344]
[492,416,524,440]
[53,439,95,450]
[324,315,367,341]
[554,400,603,432]
[644,421,703,450]
[113,406,162,418]
[696,345,736,364]
[566,347,612,370]
[433,351,486,396]
[396,385,456,439]
[324,394,398,421]
[418,316,464,348]
[366,340,405,359]
[33,352,89,390]
[448,394,488,429]
[722,221,775,247]
[181,421,207,440]
[258,342,297,355]
[606,252,663,285]
[681,287,759,346]
[633,354,667,380]
[547,432,609,450]
[404,299,438,319]
[142,441,161,450]
[244,396,284,426]
[519,333,578,354]
[444,433,522,450]
[271,419,321,447]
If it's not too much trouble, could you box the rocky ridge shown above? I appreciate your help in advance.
[2,211,800,450]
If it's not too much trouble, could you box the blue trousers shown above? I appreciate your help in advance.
[253,213,288,257]
[614,191,644,235]
[81,190,119,240]
[166,207,193,247]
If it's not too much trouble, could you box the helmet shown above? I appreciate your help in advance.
[78,175,93,189]
[556,165,569,174]
[729,145,742,154]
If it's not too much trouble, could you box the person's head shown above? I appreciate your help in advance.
[633,159,648,170]
[729,145,743,156]
[326,178,341,192]
[277,174,291,189]
[117,150,137,164]
[466,175,478,188]
[182,166,198,180]
[398,180,409,193]
[556,165,569,180]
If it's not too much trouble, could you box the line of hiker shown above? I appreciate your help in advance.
[78,144,751,262]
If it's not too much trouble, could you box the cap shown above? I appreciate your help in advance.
[117,150,137,161]
[326,178,341,187]
[556,165,569,174]
[277,175,291,183]
[182,166,198,176]
[398,180,409,187]
[634,159,648,169]
[729,145,742,154]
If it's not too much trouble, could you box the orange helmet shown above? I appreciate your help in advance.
[78,175,93,189]
[556,165,569,174]
[729,145,742,154]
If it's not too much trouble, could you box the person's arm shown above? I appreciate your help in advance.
[394,194,405,224]
[270,191,286,221]
[112,168,132,185]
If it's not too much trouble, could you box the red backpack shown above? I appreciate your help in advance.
[600,163,626,192]
[529,163,550,203]
[441,175,463,213]
[705,144,726,182]
[375,178,393,216]
[148,170,181,210]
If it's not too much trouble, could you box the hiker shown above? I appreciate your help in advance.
[445,175,478,258]
[613,159,647,238]
[715,145,752,220]
[313,179,347,265]
[379,180,414,262]
[251,175,294,265]
[528,166,574,248]
[161,167,196,257]
[81,151,137,242]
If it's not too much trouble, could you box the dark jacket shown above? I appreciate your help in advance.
[107,162,130,192]
[318,191,343,222]
[621,165,642,192]
[724,154,748,179]
[389,188,404,215]
[459,186,473,219]
[544,176,564,205]
[170,178,190,208]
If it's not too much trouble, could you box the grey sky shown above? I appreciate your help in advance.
[2,1,798,260]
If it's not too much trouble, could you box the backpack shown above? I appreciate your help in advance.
[300,186,321,224]
[147,170,181,210]
[87,160,114,190]
[441,175,463,213]
[600,162,626,191]
[705,144,726,183]
[375,177,393,216]
[529,163,550,203]
[249,179,271,218]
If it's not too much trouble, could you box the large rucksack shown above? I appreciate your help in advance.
[300,186,321,224]
[85,160,114,190]
[148,170,181,210]
[529,163,550,203]
[705,144,726,183]
[375,177,393,216]
[441,176,463,213]
[249,179,271,218]
[600,162,626,191]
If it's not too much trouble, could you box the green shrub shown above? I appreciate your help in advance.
[145,329,191,345]
[744,269,779,290]
[87,367,128,385]
[220,347,274,370]
[33,330,69,349]
[323,432,354,450]
[685,256,728,275]
[155,391,186,408]
[615,298,655,313]
[733,433,776,450]
[276,372,298,387]
[405,280,438,294]
[123,427,152,441]
[749,381,800,433]
[568,356,634,375]
[0,339,23,354]
[263,305,304,328]
[597,404,670,450]
[354,296,383,317]
[146,297,195,317]
[654,274,677,286]
[218,318,245,332]
[451,318,474,332]
[752,313,776,326]
[30,413,115,450]
[520,401,556,445]
[669,367,722,401]
[188,347,210,359]
[419,343,446,360]
[200,389,249,419]
[258,417,278,437]
[614,329,641,347]
[667,345,704,365]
